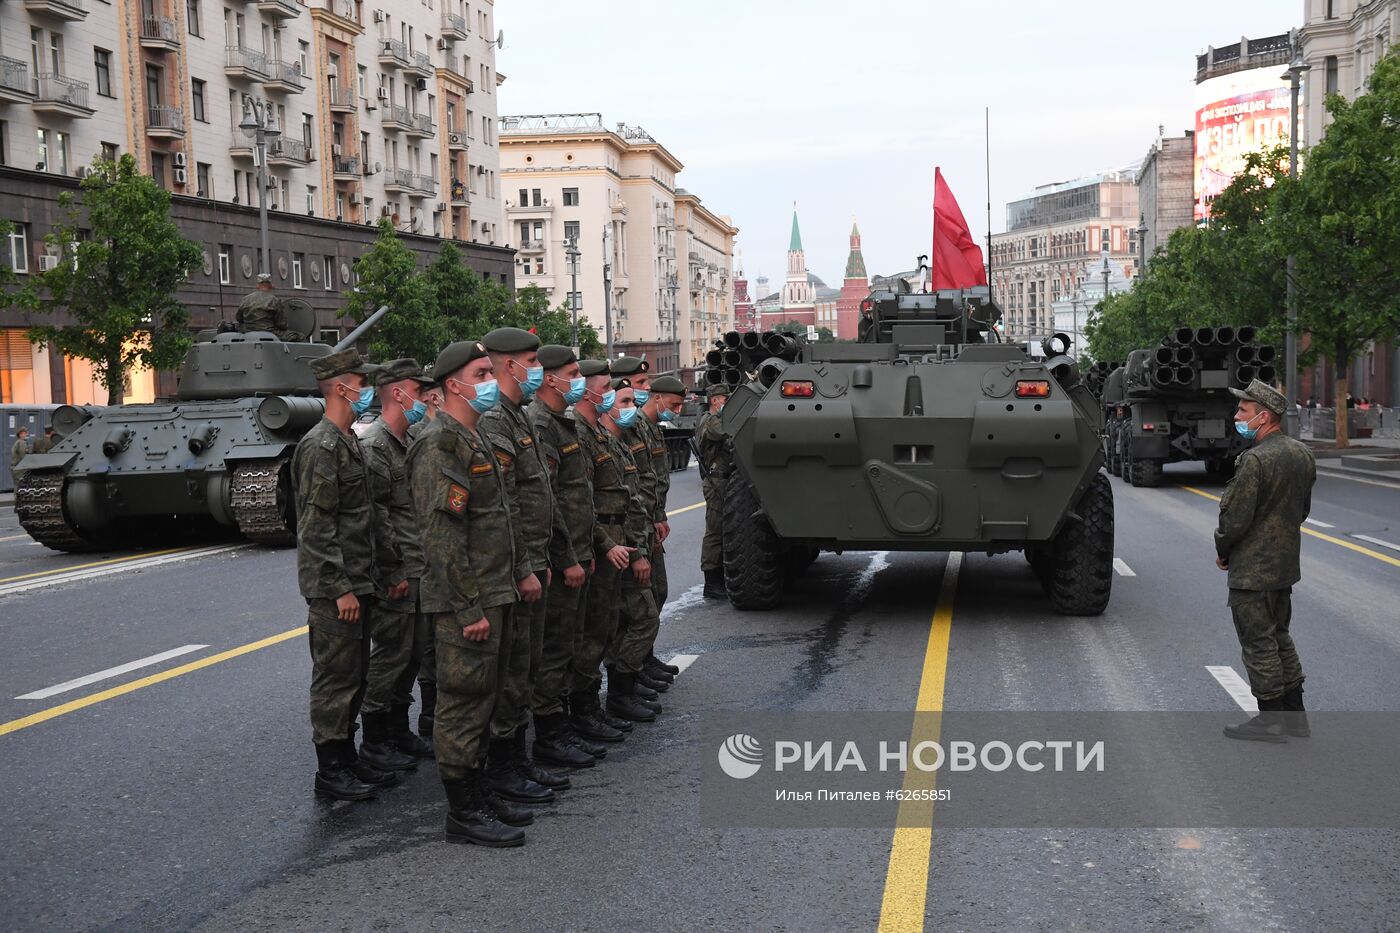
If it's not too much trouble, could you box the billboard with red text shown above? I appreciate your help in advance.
[1193,68,1297,221]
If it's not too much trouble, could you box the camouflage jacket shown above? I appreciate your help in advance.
[1215,432,1316,591]
[576,412,649,557]
[359,418,426,607]
[291,417,377,601]
[236,291,284,333]
[613,430,653,574]
[11,439,29,469]
[407,413,517,620]
[623,418,663,527]
[479,395,556,580]
[530,398,589,570]
[697,411,729,477]
[645,413,672,520]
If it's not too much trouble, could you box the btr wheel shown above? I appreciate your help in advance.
[1048,473,1114,616]
[722,466,784,610]
[1128,455,1162,488]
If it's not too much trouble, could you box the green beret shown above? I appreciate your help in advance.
[432,340,490,384]
[649,375,685,395]
[482,327,541,354]
[610,376,632,391]
[610,356,649,376]
[310,349,376,381]
[706,384,731,399]
[373,358,434,387]
[538,345,577,371]
[1229,377,1286,416]
[577,359,610,378]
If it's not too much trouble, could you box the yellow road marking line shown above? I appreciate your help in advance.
[0,546,199,584]
[0,627,307,739]
[1180,485,1400,569]
[666,501,704,517]
[878,553,962,933]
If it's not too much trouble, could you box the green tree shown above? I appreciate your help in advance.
[424,241,519,337]
[1272,49,1400,447]
[346,220,450,363]
[19,155,201,404]
[512,284,604,356]
[773,318,833,343]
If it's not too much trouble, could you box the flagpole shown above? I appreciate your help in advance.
[985,106,993,305]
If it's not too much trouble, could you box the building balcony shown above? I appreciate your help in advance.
[268,137,313,166]
[411,173,437,195]
[381,104,412,132]
[384,167,414,193]
[317,0,361,29]
[506,197,552,214]
[517,239,545,253]
[139,15,181,52]
[405,51,434,80]
[33,73,93,117]
[660,245,676,259]
[449,179,469,204]
[229,134,254,159]
[146,103,184,137]
[377,38,409,69]
[332,155,360,179]
[519,273,555,292]
[257,0,301,20]
[406,112,434,138]
[0,57,32,103]
[327,83,356,112]
[224,46,270,82]
[263,60,305,93]
[440,11,468,41]
[446,126,469,150]
[23,0,86,22]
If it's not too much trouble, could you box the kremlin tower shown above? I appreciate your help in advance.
[836,220,870,341]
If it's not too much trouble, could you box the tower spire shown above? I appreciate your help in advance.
[789,207,803,252]
[844,217,867,280]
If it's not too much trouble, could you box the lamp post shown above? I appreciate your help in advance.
[1096,248,1112,360]
[564,234,581,350]
[239,97,280,277]
[1282,46,1311,438]
[602,224,615,359]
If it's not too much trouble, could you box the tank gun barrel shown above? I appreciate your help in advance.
[333,305,390,352]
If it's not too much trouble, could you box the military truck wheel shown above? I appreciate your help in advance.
[722,467,784,610]
[1128,455,1162,488]
[1048,473,1114,616]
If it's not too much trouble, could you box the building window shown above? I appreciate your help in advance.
[151,151,166,189]
[187,0,202,36]
[298,40,309,74]
[323,255,335,290]
[291,252,304,289]
[8,224,29,274]
[35,129,50,172]
[564,220,580,242]
[94,49,112,97]
[100,141,117,163]
[305,185,316,215]
[196,162,211,197]
[562,187,579,206]
[218,244,231,284]
[517,187,528,206]
[531,188,541,207]
[1325,55,1338,95]
[191,79,207,122]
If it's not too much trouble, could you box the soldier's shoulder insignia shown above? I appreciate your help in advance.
[624,463,638,474]
[446,483,468,514]
[629,442,646,453]
[650,446,667,456]
[435,430,457,452]
[594,452,613,465]
[560,441,581,455]
[470,461,494,475]
[517,435,533,447]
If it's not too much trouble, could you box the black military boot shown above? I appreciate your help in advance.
[484,736,555,803]
[566,693,625,743]
[514,725,571,790]
[417,682,437,738]
[359,711,419,772]
[642,657,676,684]
[557,716,608,760]
[637,669,671,693]
[607,671,658,723]
[703,568,726,600]
[344,739,403,788]
[313,742,378,801]
[480,785,535,827]
[1223,697,1289,743]
[631,678,661,702]
[1280,685,1310,738]
[443,773,525,847]
[648,653,681,676]
[533,713,598,768]
[389,703,435,759]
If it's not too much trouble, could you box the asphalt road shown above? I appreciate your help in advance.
[1,461,1398,932]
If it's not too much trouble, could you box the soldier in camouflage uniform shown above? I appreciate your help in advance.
[292,349,393,802]
[236,274,304,340]
[1215,378,1317,743]
[697,385,731,600]
[408,340,529,847]
[406,383,442,735]
[32,425,57,455]
[357,359,437,769]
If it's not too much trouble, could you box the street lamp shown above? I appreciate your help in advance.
[1094,247,1112,359]
[239,97,280,278]
[602,224,615,359]
[564,234,581,350]
[1282,45,1311,438]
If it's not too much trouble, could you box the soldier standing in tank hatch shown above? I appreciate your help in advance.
[236,273,304,340]
[697,385,731,599]
[1215,378,1317,743]
[357,359,437,769]
[292,349,396,802]
[407,340,529,846]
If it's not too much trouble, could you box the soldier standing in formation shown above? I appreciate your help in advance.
[1215,379,1317,743]
[697,385,731,600]
[634,374,687,681]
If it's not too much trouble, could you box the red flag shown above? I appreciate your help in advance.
[931,167,988,290]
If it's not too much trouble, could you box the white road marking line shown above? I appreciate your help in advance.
[667,654,699,675]
[1206,665,1258,713]
[16,644,210,700]
[660,582,705,623]
[1315,467,1400,490]
[0,533,31,543]
[1112,558,1136,577]
[0,545,245,597]
[1304,518,1334,529]
[1353,534,1400,553]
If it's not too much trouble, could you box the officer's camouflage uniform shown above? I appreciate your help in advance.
[611,419,662,675]
[1215,431,1316,701]
[407,412,517,779]
[236,290,304,341]
[292,417,377,749]
[530,397,592,716]
[643,412,672,609]
[697,409,729,573]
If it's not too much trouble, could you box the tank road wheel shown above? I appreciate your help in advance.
[1048,473,1114,616]
[14,470,102,552]
[230,458,297,546]
[722,467,784,610]
[1128,454,1162,488]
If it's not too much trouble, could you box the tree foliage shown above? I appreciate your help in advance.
[19,155,201,404]
[773,318,834,343]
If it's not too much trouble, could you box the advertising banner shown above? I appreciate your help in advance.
[1193,68,1298,221]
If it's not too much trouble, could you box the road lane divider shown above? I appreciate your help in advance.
[1206,665,1258,712]
[16,644,210,699]
[878,552,962,933]
[666,501,704,518]
[0,627,306,738]
[1304,518,1334,529]
[1180,485,1400,569]
[1353,534,1400,553]
[1113,558,1136,577]
[0,545,247,597]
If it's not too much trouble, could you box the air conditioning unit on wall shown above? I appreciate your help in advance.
[174,167,188,184]
[38,255,61,272]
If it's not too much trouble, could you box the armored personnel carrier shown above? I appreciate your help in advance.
[14,305,388,551]
[711,283,1114,616]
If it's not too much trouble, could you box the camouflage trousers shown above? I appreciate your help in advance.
[434,603,511,781]
[573,524,625,694]
[490,570,547,740]
[361,583,426,715]
[1229,587,1304,702]
[417,611,436,691]
[610,568,660,674]
[651,546,668,612]
[306,596,372,747]
[533,567,590,716]
[701,475,726,572]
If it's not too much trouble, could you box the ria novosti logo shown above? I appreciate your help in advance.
[717,733,764,779]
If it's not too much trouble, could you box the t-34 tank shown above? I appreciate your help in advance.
[713,283,1113,615]
[14,305,389,551]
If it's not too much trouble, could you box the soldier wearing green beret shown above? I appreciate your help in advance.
[697,385,731,600]
[293,349,394,801]
[1215,378,1317,743]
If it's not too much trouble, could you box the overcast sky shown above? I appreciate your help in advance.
[496,0,1295,289]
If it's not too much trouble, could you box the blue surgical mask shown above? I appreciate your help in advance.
[598,390,616,414]
[404,398,428,425]
[1234,411,1265,439]
[350,385,376,416]
[564,376,587,405]
[519,364,544,398]
[658,408,676,422]
[459,379,499,414]
[616,407,638,428]
[633,389,651,406]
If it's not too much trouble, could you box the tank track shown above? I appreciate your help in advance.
[230,458,297,546]
[15,470,97,552]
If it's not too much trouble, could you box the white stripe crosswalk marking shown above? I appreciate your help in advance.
[1206,665,1258,712]
[667,654,700,675]
[1112,558,1136,577]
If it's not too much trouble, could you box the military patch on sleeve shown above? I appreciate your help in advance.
[494,450,513,466]
[594,452,613,465]
[623,463,638,474]
[470,462,494,475]
[629,442,646,454]
[517,436,534,447]
[650,446,667,456]
[446,483,468,514]
[560,441,581,455]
